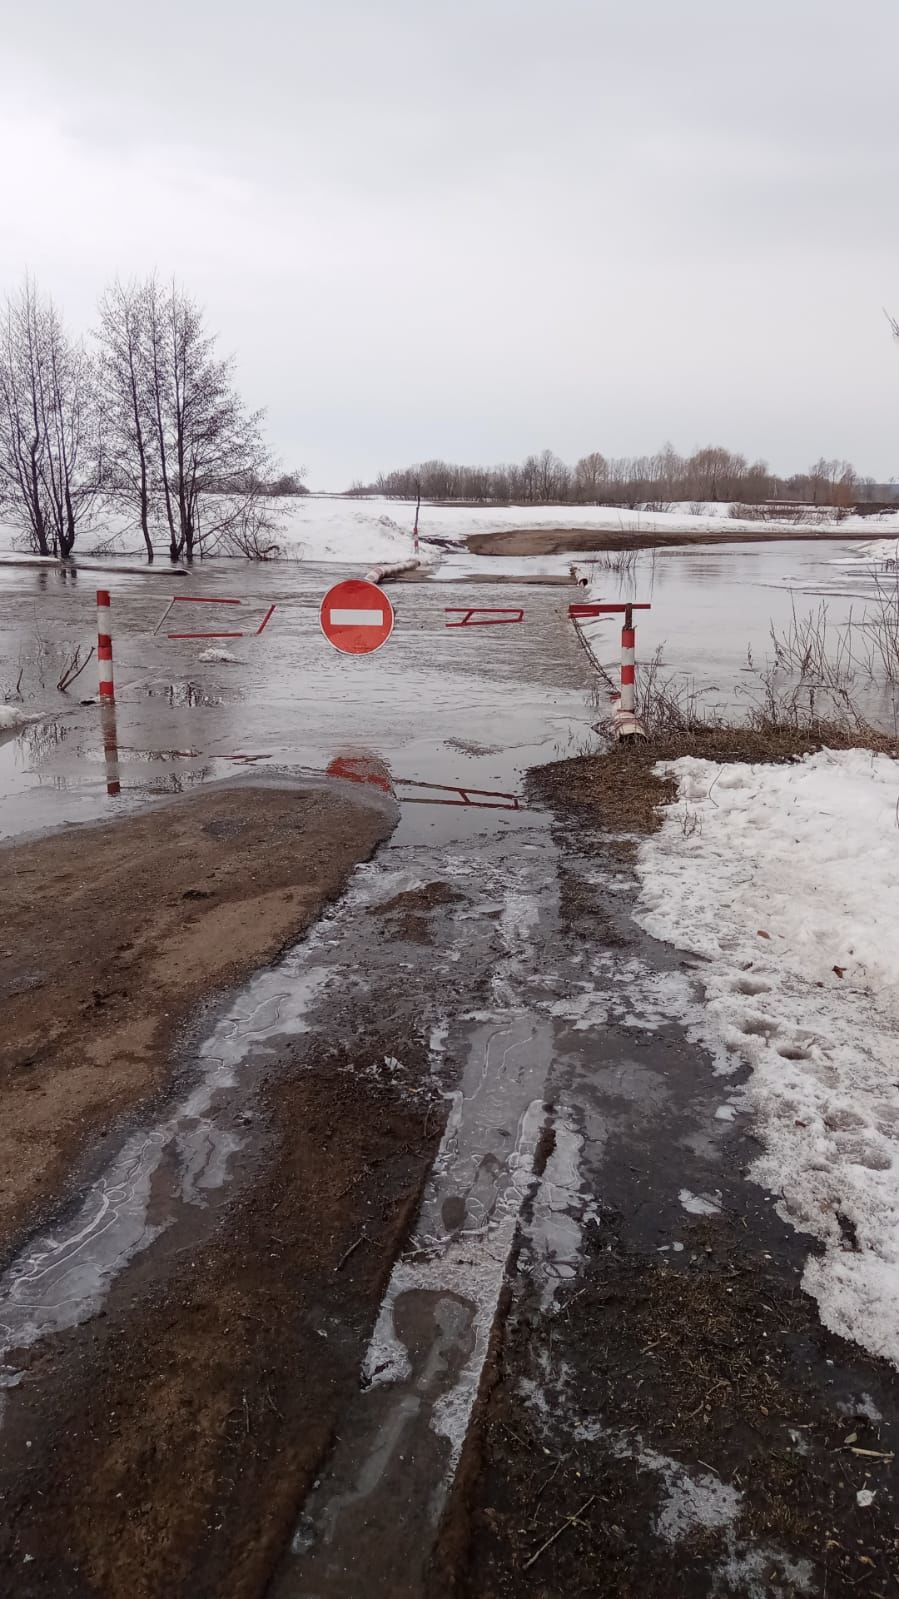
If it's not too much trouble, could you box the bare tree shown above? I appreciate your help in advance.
[100,278,274,562]
[0,279,100,557]
[574,451,608,501]
[97,280,154,560]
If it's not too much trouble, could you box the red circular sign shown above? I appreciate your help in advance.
[319,578,395,655]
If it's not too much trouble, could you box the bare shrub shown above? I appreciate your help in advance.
[57,645,95,693]
[768,601,855,686]
[744,672,871,738]
[221,512,282,560]
[636,647,720,735]
[581,548,639,578]
[853,578,899,682]
[768,588,899,690]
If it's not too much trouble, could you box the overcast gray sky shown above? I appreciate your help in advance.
[2,0,897,488]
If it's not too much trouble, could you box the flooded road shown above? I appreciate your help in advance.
[1,537,896,843]
[0,560,591,842]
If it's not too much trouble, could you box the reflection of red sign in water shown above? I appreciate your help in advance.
[320,579,395,655]
[326,753,394,795]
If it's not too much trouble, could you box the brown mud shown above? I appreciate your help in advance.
[0,782,394,1256]
[0,1052,444,1598]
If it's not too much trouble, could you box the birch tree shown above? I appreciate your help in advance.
[144,280,271,562]
[98,277,274,562]
[97,280,154,561]
[0,279,100,557]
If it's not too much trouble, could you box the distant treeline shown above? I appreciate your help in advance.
[354,447,892,508]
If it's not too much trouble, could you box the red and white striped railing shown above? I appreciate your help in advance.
[153,595,276,639]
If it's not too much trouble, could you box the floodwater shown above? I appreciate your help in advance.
[0,560,591,842]
[580,537,899,725]
[0,537,894,843]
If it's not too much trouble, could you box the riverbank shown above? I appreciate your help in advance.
[466,526,878,557]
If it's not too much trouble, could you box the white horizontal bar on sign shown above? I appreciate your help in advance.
[329,608,385,626]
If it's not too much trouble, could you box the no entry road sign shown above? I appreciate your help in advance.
[319,578,395,655]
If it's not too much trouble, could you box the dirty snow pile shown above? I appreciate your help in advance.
[635,748,899,1366]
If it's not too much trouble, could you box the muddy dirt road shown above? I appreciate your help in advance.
[0,798,569,1596]
[0,568,598,1595]
[0,779,395,1253]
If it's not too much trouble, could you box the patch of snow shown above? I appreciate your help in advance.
[645,1452,741,1543]
[635,748,899,1366]
[528,1108,599,1305]
[837,1392,884,1424]
[834,535,899,567]
[540,901,736,1074]
[712,1543,814,1597]
[787,1428,811,1455]
[248,496,899,568]
[679,1188,722,1217]
[197,647,239,663]
[0,705,41,730]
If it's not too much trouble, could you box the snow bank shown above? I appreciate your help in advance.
[280,497,899,564]
[0,705,41,730]
[5,497,898,568]
[846,536,899,566]
[635,748,899,1365]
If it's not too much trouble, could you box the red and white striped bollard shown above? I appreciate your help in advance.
[613,604,645,739]
[567,599,652,740]
[101,703,121,796]
[97,589,115,703]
